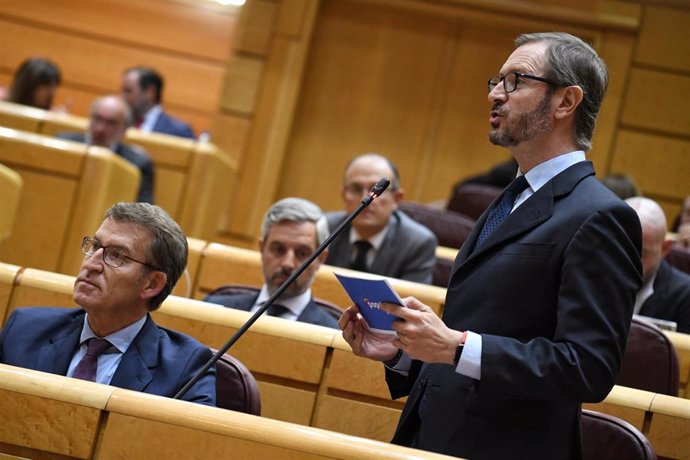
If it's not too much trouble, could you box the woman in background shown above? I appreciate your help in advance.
[6,57,62,110]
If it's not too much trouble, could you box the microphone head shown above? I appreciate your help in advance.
[370,178,390,197]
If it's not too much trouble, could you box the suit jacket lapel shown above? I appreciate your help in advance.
[371,211,401,273]
[450,161,595,281]
[296,299,321,324]
[110,315,157,391]
[36,315,83,375]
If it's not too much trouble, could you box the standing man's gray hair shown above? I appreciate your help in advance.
[515,32,608,151]
[261,197,328,245]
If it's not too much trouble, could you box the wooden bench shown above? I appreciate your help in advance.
[0,365,455,460]
[0,263,21,327]
[194,242,447,315]
[0,163,22,242]
[4,266,690,456]
[667,330,690,399]
[0,127,139,275]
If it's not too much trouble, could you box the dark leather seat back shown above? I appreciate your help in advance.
[212,348,262,415]
[666,243,690,275]
[617,317,680,395]
[399,201,475,249]
[446,183,502,221]
[581,409,656,460]
[432,256,454,288]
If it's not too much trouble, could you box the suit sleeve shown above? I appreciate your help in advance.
[137,157,155,204]
[176,345,216,406]
[398,230,438,284]
[478,206,642,402]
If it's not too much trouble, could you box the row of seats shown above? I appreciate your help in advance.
[0,364,449,460]
[0,101,237,246]
[1,262,689,459]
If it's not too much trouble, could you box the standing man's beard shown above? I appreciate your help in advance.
[489,92,554,147]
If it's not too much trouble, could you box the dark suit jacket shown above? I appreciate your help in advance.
[386,162,642,459]
[56,132,155,203]
[203,292,340,329]
[153,111,195,139]
[640,260,690,333]
[0,307,215,405]
[326,210,437,284]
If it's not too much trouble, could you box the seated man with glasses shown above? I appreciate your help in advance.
[0,202,215,406]
[325,153,437,284]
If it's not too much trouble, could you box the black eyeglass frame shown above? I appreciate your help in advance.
[81,236,160,271]
[487,71,559,94]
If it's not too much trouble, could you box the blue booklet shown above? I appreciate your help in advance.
[334,273,404,334]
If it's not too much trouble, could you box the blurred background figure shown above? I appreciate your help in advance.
[601,173,640,200]
[120,66,195,139]
[5,57,62,110]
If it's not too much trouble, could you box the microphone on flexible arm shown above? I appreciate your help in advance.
[174,177,391,400]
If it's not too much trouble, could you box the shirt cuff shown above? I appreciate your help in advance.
[385,351,412,376]
[455,330,481,380]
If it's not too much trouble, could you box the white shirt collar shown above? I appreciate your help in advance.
[513,150,586,210]
[80,313,147,354]
[253,285,313,320]
[140,104,163,132]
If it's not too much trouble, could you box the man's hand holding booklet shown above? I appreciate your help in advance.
[335,273,404,334]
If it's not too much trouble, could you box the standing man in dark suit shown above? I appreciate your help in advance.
[339,32,642,459]
[204,197,339,329]
[627,196,690,333]
[0,202,215,405]
[57,95,155,203]
[121,66,195,139]
[326,153,437,284]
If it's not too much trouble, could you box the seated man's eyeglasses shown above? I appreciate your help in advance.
[487,71,558,94]
[81,236,159,270]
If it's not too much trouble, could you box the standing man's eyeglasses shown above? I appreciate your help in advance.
[488,71,558,93]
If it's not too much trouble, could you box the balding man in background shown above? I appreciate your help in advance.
[626,196,690,333]
[57,95,154,203]
[326,153,437,284]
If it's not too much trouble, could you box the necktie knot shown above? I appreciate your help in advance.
[265,303,290,318]
[350,240,372,272]
[475,175,529,249]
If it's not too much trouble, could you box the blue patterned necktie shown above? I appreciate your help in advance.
[475,175,529,248]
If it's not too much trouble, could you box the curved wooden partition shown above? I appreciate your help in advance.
[0,101,238,242]
[0,365,456,460]
[0,262,21,326]
[0,127,140,275]
[194,242,446,315]
[0,163,22,242]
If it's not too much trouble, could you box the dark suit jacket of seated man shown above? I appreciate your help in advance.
[204,197,339,329]
[639,259,690,333]
[325,153,437,285]
[0,202,214,405]
[57,131,154,204]
[326,210,437,284]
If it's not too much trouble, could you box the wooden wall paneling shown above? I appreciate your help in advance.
[620,69,690,137]
[313,395,401,442]
[0,0,237,62]
[589,31,637,174]
[223,0,321,242]
[635,4,690,73]
[279,0,453,210]
[0,18,224,133]
[610,130,690,201]
[234,0,279,56]
[220,55,265,114]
